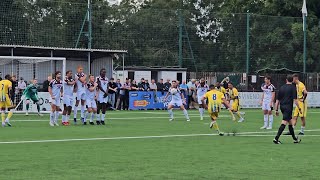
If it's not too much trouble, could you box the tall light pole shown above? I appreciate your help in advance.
[302,0,308,73]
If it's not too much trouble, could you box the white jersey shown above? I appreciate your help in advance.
[169,87,182,102]
[96,76,109,97]
[261,83,275,103]
[63,76,75,97]
[75,72,86,92]
[197,84,209,98]
[49,79,63,97]
[86,82,97,100]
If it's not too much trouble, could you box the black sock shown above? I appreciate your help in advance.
[288,125,297,140]
[275,124,286,140]
[37,104,40,113]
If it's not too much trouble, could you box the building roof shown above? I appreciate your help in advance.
[0,44,127,60]
[116,66,187,71]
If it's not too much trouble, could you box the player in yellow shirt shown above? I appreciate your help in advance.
[292,73,307,135]
[0,74,14,127]
[201,84,232,136]
[216,82,236,121]
[227,82,245,122]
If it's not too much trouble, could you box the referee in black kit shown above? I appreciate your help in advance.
[273,75,302,144]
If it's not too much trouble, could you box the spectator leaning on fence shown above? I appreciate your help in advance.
[138,78,149,91]
[131,80,139,91]
[149,79,157,91]
[164,79,171,91]
[157,79,165,93]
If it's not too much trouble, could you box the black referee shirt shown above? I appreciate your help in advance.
[277,84,297,108]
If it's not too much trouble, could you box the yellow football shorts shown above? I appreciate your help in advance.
[232,99,239,111]
[293,100,307,118]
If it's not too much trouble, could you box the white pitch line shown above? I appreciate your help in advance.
[1,129,320,144]
[237,134,320,137]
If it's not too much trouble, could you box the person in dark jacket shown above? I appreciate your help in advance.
[42,75,52,92]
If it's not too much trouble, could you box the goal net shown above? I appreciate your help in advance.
[0,56,66,113]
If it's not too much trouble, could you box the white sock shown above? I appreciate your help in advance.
[73,106,78,119]
[301,126,305,133]
[90,113,95,122]
[84,112,89,122]
[268,115,273,128]
[263,114,268,127]
[55,112,60,122]
[62,115,66,123]
[50,112,55,123]
[66,115,69,122]
[199,108,204,118]
[101,113,105,121]
[168,109,173,119]
[183,109,189,120]
[81,105,85,118]
[96,113,100,121]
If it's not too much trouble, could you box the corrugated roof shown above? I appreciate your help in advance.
[0,44,127,53]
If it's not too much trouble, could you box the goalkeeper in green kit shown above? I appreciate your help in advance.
[23,78,43,116]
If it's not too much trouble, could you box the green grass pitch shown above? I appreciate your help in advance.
[1,109,320,179]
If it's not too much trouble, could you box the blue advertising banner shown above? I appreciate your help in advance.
[129,91,188,110]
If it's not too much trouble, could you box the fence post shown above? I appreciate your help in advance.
[246,13,250,74]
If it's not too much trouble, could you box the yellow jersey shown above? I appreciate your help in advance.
[296,81,306,99]
[227,87,239,100]
[0,79,12,101]
[216,87,226,95]
[203,89,225,113]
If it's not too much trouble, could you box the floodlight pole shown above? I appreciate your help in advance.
[303,14,307,73]
[246,12,250,75]
[75,0,92,49]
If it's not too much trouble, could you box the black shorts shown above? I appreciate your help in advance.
[280,106,293,121]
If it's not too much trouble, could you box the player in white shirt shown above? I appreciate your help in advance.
[62,70,76,126]
[196,78,209,120]
[164,80,190,121]
[48,71,63,126]
[259,75,275,129]
[74,66,87,124]
[85,75,98,125]
[96,68,109,125]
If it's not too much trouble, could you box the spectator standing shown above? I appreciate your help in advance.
[187,79,196,109]
[164,79,171,91]
[108,78,117,110]
[121,78,131,110]
[138,78,149,91]
[42,75,52,92]
[131,80,139,91]
[115,79,122,110]
[180,80,188,94]
[157,79,165,93]
[150,79,158,104]
[10,75,18,104]
[16,77,27,111]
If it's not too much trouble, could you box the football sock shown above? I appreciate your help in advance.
[36,104,40,113]
[1,111,5,124]
[96,113,100,121]
[168,109,173,119]
[50,112,55,123]
[211,121,220,133]
[289,125,297,140]
[55,111,60,122]
[275,124,286,141]
[268,115,273,128]
[236,112,243,119]
[73,106,78,119]
[229,110,235,119]
[263,115,268,127]
[85,112,89,122]
[81,105,85,118]
[101,113,105,121]
[199,108,204,118]
[300,126,305,133]
[26,104,29,111]
[183,109,189,120]
[6,110,13,121]
[62,115,66,123]
[66,115,69,122]
[90,113,95,122]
